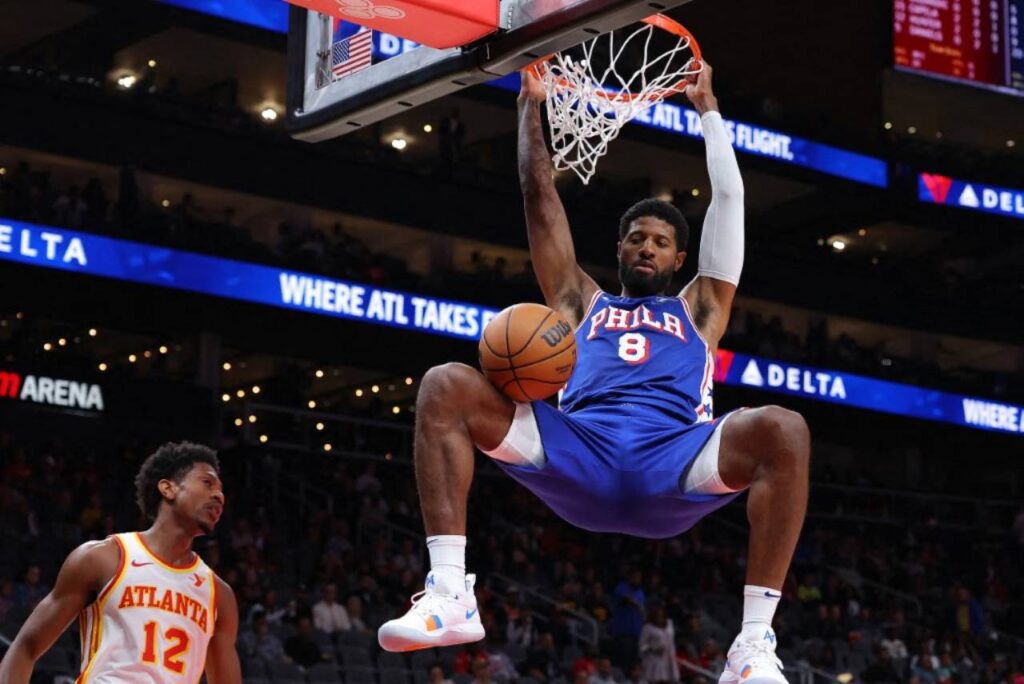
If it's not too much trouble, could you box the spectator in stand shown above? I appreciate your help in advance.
[589,657,617,684]
[239,614,286,664]
[284,616,328,668]
[312,583,351,634]
[610,569,646,669]
[429,665,455,684]
[12,565,48,611]
[911,643,940,684]
[345,595,371,634]
[523,631,561,681]
[861,645,901,684]
[470,656,492,684]
[950,586,986,636]
[639,605,679,684]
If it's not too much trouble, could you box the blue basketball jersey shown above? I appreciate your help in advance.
[560,290,714,424]
[495,289,741,539]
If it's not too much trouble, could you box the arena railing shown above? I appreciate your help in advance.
[490,572,600,648]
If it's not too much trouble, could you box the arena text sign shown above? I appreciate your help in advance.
[0,370,105,412]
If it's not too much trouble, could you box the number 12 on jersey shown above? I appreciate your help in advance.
[142,621,190,675]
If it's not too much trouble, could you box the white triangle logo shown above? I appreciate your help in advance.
[959,185,979,208]
[740,359,764,386]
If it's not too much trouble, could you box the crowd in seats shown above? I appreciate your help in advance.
[1,430,1022,684]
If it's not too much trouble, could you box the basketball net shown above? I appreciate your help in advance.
[529,15,702,184]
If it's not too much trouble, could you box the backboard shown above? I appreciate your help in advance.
[285,0,696,142]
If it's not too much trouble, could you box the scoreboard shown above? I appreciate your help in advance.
[894,0,1024,95]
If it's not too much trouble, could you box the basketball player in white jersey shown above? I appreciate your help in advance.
[0,442,241,684]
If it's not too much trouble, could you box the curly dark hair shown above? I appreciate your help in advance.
[134,442,220,521]
[618,198,690,250]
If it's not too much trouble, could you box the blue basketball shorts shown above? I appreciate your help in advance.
[494,402,744,539]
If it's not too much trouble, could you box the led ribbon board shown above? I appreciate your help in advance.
[919,172,1024,220]
[3,220,1017,435]
[716,350,1024,437]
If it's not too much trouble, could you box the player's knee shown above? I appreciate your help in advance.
[753,406,810,470]
[418,363,483,409]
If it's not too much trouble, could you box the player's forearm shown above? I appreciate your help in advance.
[517,99,556,199]
[0,642,37,684]
[698,110,744,285]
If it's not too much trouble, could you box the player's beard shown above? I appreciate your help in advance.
[619,260,672,297]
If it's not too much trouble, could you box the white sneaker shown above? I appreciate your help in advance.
[719,628,787,684]
[377,572,485,652]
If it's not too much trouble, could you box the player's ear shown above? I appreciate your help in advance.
[674,250,686,271]
[157,478,178,502]
[616,240,623,258]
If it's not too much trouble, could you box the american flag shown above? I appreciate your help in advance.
[332,20,373,79]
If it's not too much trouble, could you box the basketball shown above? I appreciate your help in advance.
[479,303,577,402]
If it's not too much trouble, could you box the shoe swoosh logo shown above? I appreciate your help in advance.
[764,591,781,598]
[465,608,478,619]
[131,560,154,567]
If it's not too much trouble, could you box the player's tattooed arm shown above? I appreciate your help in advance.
[0,539,119,684]
[205,577,242,684]
[518,70,599,327]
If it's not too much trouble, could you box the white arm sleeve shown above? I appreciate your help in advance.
[697,110,745,286]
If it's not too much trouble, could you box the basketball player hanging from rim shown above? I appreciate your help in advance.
[0,442,241,684]
[379,62,808,684]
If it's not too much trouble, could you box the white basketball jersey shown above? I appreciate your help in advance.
[77,532,217,683]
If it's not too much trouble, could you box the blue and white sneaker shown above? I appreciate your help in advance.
[378,572,485,652]
[719,628,787,684]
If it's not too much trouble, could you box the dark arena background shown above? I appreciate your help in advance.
[1,0,1023,683]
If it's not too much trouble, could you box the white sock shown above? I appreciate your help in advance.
[426,535,466,593]
[740,585,781,638]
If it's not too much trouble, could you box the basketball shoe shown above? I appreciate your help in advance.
[719,628,787,684]
[377,572,485,652]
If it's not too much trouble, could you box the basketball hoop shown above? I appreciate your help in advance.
[528,14,702,184]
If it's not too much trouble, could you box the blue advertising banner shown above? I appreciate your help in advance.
[3,219,1017,435]
[919,172,1024,221]
[715,350,1024,436]
[0,220,499,341]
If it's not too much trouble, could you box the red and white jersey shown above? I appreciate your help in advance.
[77,532,218,683]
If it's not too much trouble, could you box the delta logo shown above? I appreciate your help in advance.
[0,370,105,411]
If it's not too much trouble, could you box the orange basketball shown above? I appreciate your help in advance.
[479,303,577,402]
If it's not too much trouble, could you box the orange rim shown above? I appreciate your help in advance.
[525,14,702,103]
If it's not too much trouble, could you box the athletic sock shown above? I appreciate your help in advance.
[426,535,466,594]
[740,584,781,639]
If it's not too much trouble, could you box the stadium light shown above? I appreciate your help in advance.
[423,124,433,132]
[355,389,364,397]
[371,385,380,393]
[259,434,269,443]
[222,393,231,402]
[308,400,317,409]
[1009,140,1016,148]
[248,415,257,423]
[316,422,325,431]
[405,377,414,385]
[323,443,333,452]
[831,239,847,252]
[252,385,261,394]
[260,107,279,122]
[58,338,66,346]
[315,369,324,378]
[98,363,107,372]
[159,345,168,354]
[88,328,97,336]
[223,362,232,371]
[234,418,243,427]
[116,73,137,89]
[391,138,408,151]
[128,354,137,363]
[236,389,246,398]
